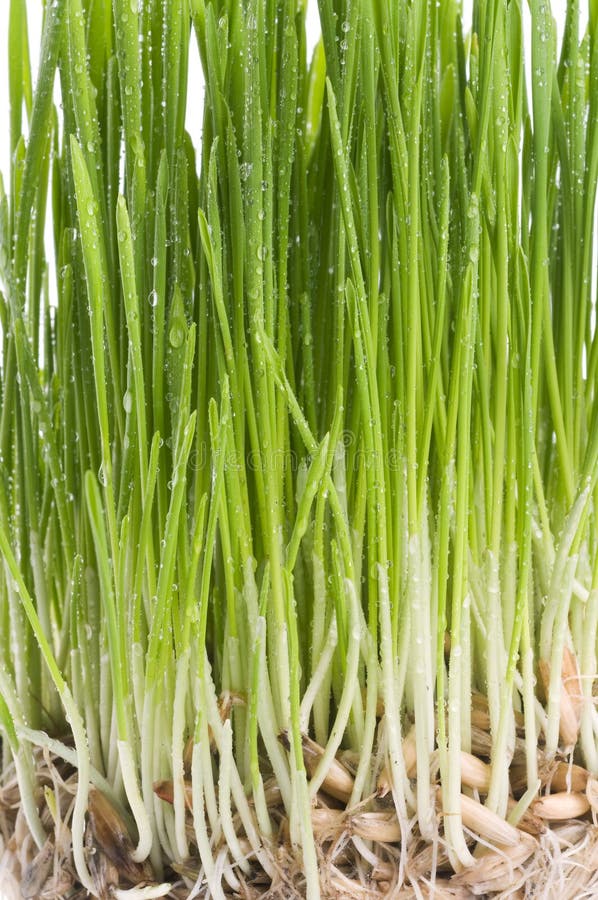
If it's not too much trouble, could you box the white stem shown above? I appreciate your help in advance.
[580,587,598,773]
[18,725,129,817]
[409,533,435,841]
[311,552,331,745]
[0,668,46,848]
[444,640,476,868]
[152,701,174,862]
[131,642,145,729]
[203,668,275,878]
[113,885,172,899]
[307,581,360,800]
[377,562,411,844]
[61,689,96,896]
[118,739,154,862]
[218,719,251,874]
[257,651,293,809]
[485,550,503,737]
[172,650,190,861]
[350,640,379,804]
[300,613,337,732]
[545,556,577,755]
[14,746,47,850]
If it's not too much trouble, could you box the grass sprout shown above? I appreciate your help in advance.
[0,0,597,897]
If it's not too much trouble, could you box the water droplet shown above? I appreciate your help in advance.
[148,289,159,307]
[169,323,185,348]
[98,463,108,486]
[150,256,158,268]
[123,390,133,413]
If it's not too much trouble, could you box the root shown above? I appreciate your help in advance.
[1,704,598,899]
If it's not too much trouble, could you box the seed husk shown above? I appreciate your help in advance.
[407,841,452,878]
[452,832,536,891]
[549,761,589,793]
[586,776,598,813]
[329,867,382,898]
[506,797,546,836]
[377,726,417,796]
[533,791,591,821]
[311,807,344,839]
[21,836,54,899]
[88,788,154,884]
[561,647,583,713]
[350,810,401,843]
[459,752,491,792]
[153,779,193,810]
[297,734,355,802]
[538,658,580,747]
[456,793,523,846]
[370,859,396,882]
